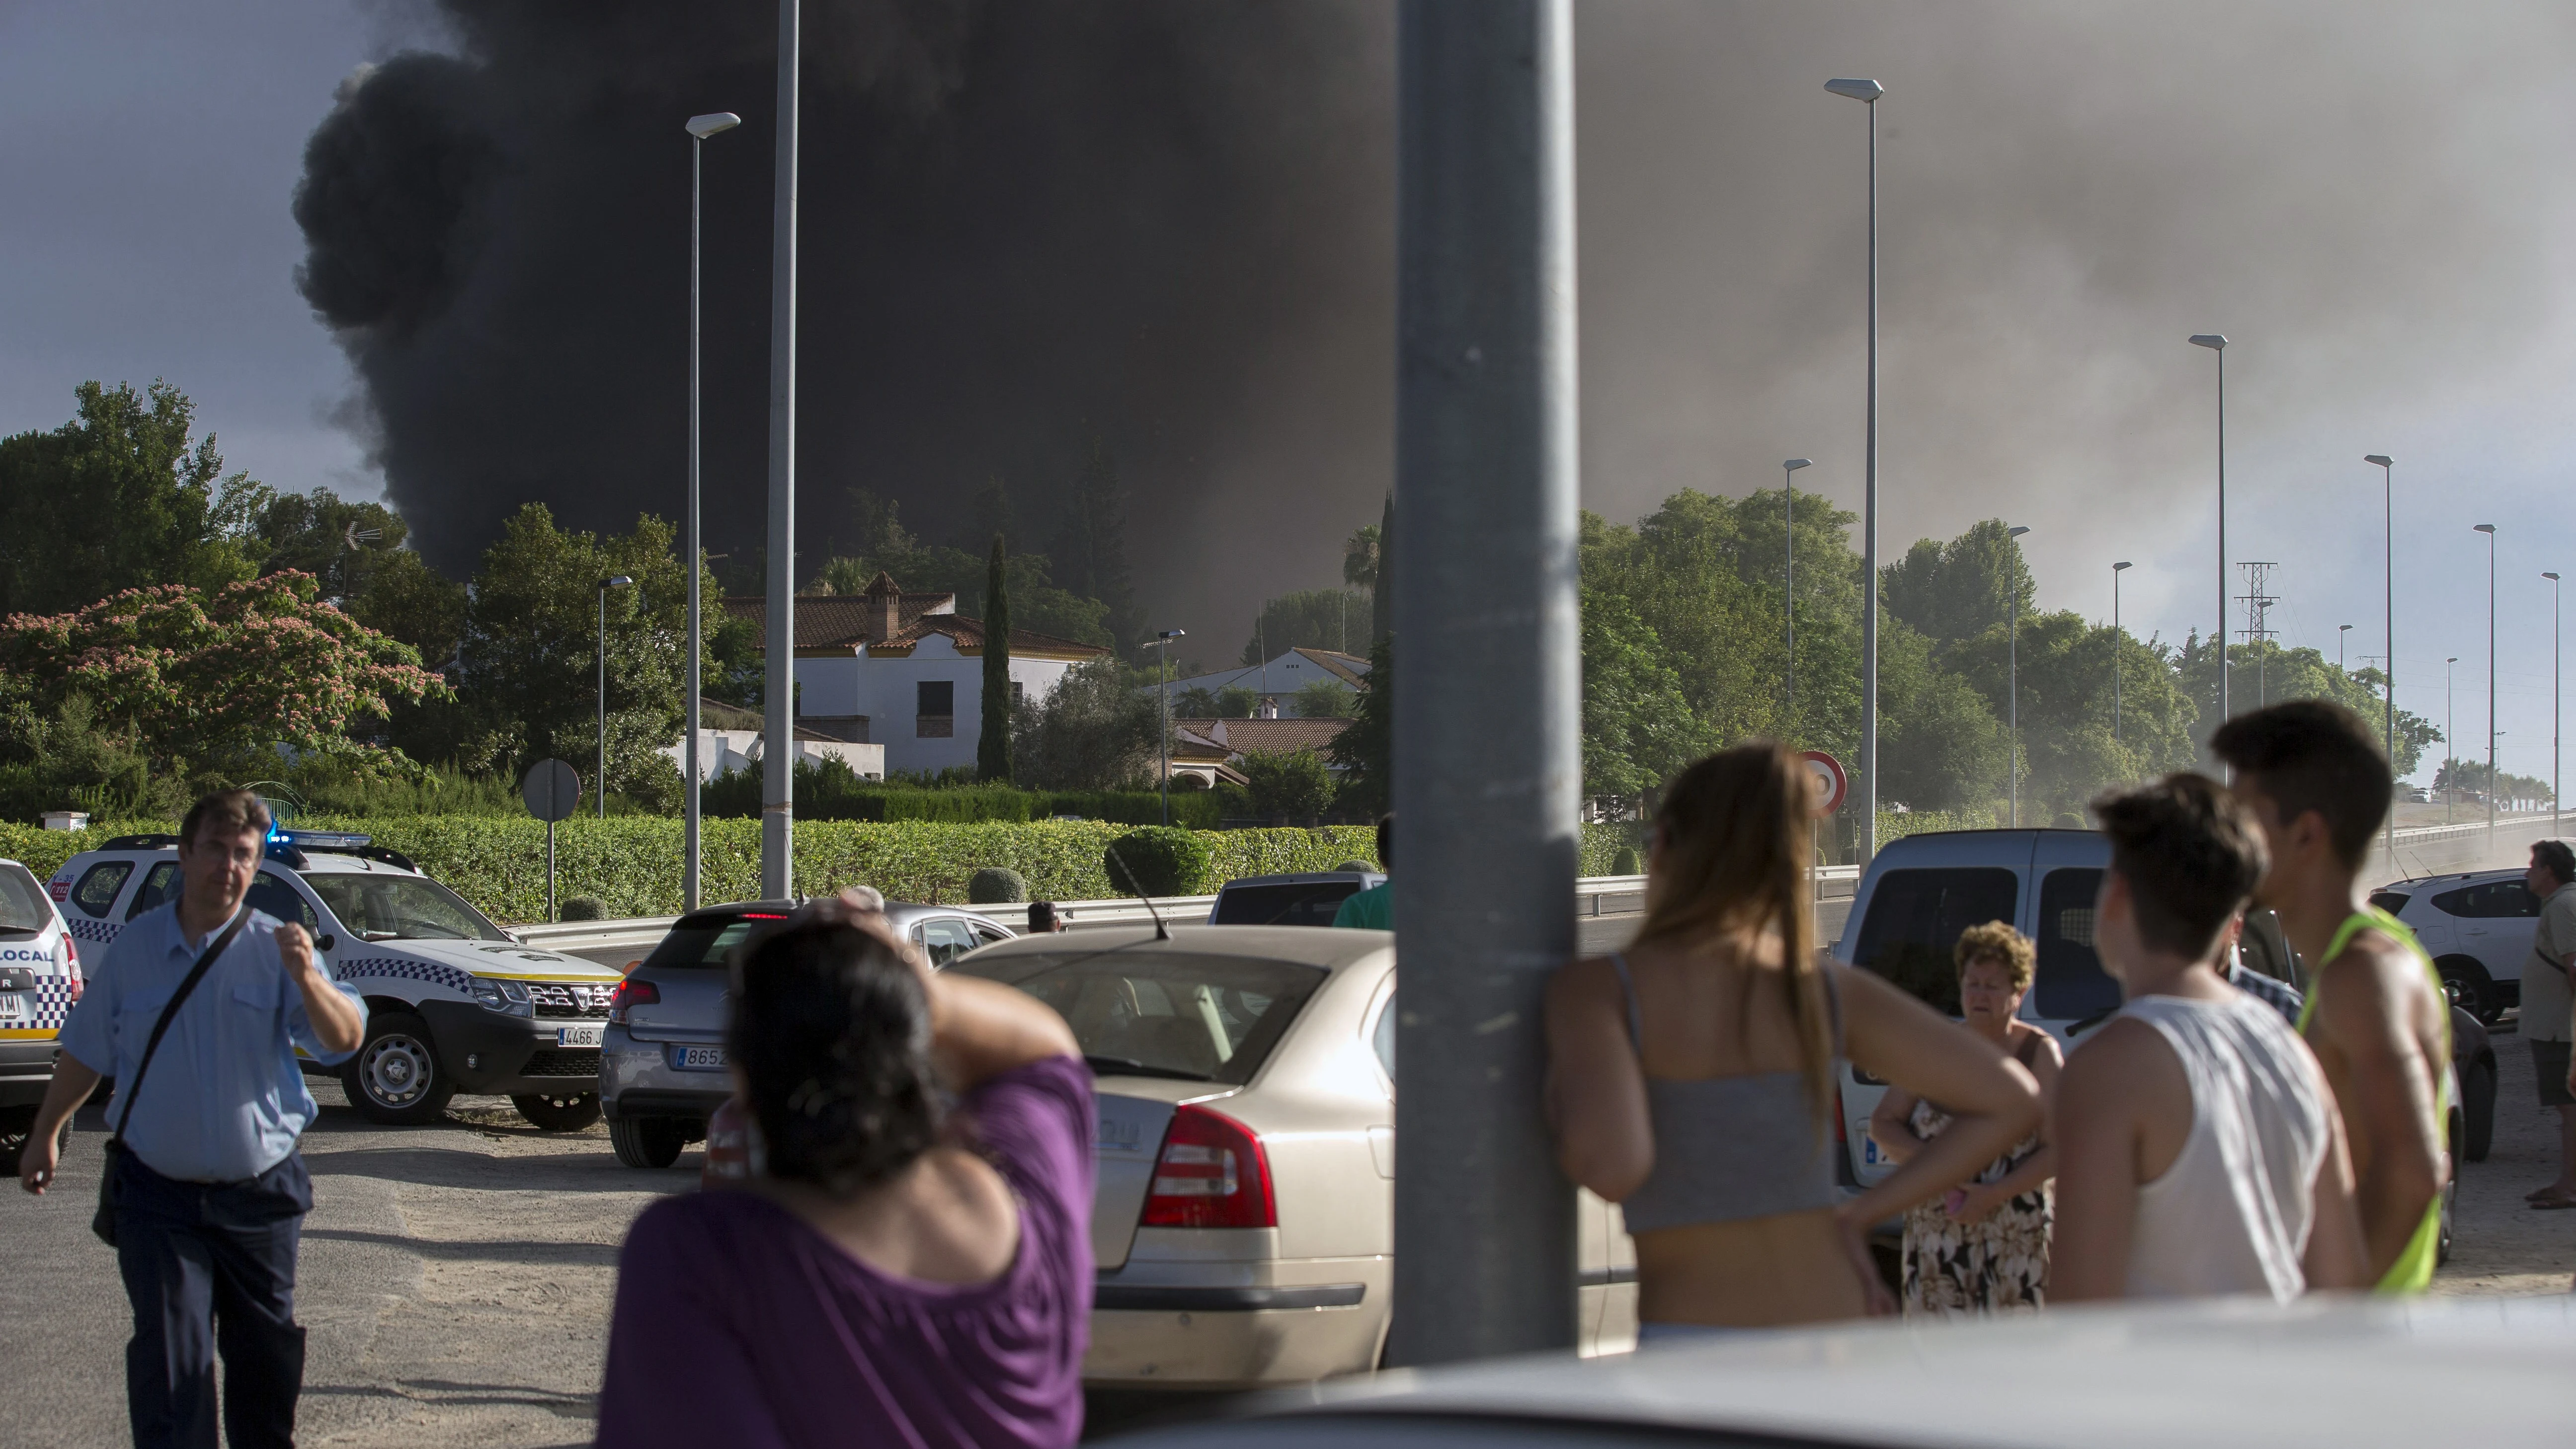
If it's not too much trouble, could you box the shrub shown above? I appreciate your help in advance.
[1104,826,1210,897]
[559,895,607,921]
[1241,748,1335,820]
[1334,859,1376,873]
[967,867,1028,904]
[1610,845,1641,875]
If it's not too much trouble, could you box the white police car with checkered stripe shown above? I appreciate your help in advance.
[51,831,623,1130]
[1,856,80,1173]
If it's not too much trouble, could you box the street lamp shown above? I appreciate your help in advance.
[2189,334,2228,736]
[2367,454,2396,858]
[1151,629,1185,826]
[683,110,740,910]
[2548,571,2563,838]
[1782,458,1811,730]
[2339,623,2353,672]
[2112,562,2132,743]
[598,575,635,818]
[2475,524,2496,852]
[2007,525,2030,827]
[1827,76,1884,858]
[2446,656,2459,824]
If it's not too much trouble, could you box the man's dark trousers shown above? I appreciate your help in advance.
[115,1149,312,1449]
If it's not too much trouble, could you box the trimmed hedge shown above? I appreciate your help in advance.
[0,816,1655,925]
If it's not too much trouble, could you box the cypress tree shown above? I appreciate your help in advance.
[1369,492,1395,645]
[978,534,1013,781]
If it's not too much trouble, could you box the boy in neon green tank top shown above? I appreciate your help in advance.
[2215,703,2451,1292]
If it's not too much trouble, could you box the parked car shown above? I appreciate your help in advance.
[1833,829,2490,1253]
[2371,866,2536,1023]
[1,856,80,1173]
[1099,1295,2576,1449]
[1206,870,1385,927]
[50,830,621,1129]
[598,898,1016,1168]
[952,924,1634,1389]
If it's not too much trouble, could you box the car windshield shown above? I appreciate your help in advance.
[304,873,506,942]
[638,911,791,969]
[0,864,52,937]
[953,950,1329,1086]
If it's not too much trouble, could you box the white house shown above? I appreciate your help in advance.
[727,571,1110,778]
[659,700,886,783]
[1146,645,1369,718]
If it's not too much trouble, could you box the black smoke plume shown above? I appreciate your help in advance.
[295,1,1394,645]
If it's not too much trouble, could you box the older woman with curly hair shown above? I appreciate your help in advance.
[1868,920,2062,1316]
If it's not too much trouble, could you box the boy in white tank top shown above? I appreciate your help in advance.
[2052,775,2370,1302]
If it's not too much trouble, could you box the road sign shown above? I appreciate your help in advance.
[1799,750,1849,816]
[522,759,580,822]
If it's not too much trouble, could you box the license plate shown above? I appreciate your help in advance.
[671,1045,727,1071]
[0,995,20,1021]
[556,1024,604,1048]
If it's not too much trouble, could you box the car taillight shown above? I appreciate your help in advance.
[63,936,81,1002]
[1834,1084,1847,1143]
[608,978,659,1026]
[1140,1104,1277,1229]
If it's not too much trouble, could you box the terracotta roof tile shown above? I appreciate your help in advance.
[1171,717,1352,758]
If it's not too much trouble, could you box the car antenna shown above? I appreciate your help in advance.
[1106,841,1169,941]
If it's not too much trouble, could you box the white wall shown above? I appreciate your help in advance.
[659,728,885,782]
[791,640,1083,778]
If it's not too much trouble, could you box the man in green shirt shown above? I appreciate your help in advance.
[1333,814,1394,930]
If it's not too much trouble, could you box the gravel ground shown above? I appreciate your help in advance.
[2434,1020,2576,1296]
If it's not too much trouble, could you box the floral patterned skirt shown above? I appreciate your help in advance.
[1900,1170,2050,1319]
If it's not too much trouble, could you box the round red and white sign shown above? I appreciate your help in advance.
[1798,750,1848,816]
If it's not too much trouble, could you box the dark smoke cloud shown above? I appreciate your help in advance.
[295,0,1394,648]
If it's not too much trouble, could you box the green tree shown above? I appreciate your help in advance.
[1873,617,2007,811]
[1945,611,2198,819]
[2174,635,2438,774]
[1175,686,1219,717]
[1882,520,2036,659]
[1343,522,1380,590]
[1216,685,1260,718]
[813,490,1110,647]
[1242,587,1372,664]
[978,535,1013,782]
[0,380,266,614]
[1581,585,1715,807]
[249,486,409,600]
[1241,747,1336,819]
[1329,634,1394,814]
[1369,493,1394,646]
[1011,658,1165,791]
[1293,679,1356,719]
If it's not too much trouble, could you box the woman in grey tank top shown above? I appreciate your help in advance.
[1546,744,2044,1333]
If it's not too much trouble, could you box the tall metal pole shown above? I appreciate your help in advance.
[2190,336,2228,748]
[2369,456,2395,853]
[598,585,608,818]
[1391,0,1580,1367]
[2477,524,2497,853]
[1783,458,1810,731]
[761,0,800,899]
[689,130,704,907]
[2549,572,2563,838]
[1152,630,1183,825]
[2113,561,2131,743]
[2006,524,2028,827]
[2447,656,2457,825]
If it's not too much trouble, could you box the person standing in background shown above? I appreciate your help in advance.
[2516,839,2576,1209]
[1869,922,2060,1316]
[1332,814,1394,930]
[18,789,367,1449]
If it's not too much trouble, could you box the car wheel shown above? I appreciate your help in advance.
[512,1092,603,1133]
[609,1115,686,1169]
[2464,1055,2497,1163]
[0,1105,69,1177]
[341,1013,456,1126]
[2436,959,2498,1025]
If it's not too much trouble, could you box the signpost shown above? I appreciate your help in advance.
[522,759,580,922]
[1799,749,1849,817]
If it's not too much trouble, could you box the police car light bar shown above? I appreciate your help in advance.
[275,829,373,851]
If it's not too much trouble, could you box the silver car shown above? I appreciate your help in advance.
[599,898,1016,1168]
[951,924,1635,1389]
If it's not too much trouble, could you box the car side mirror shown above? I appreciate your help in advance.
[316,934,336,953]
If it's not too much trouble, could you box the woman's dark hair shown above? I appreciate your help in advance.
[729,917,940,1194]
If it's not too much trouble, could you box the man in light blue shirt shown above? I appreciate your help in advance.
[20,790,364,1449]
[1332,814,1394,931]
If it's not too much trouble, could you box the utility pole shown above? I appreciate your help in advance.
[1389,0,1580,1367]
[2112,562,2131,744]
[2446,656,2458,825]
[760,0,802,899]
[2235,562,2279,709]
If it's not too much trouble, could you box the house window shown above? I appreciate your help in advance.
[917,680,955,737]
[1011,681,1026,707]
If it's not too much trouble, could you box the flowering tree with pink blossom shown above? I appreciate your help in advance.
[0,571,450,768]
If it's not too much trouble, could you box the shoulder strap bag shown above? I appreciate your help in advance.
[92,904,250,1248]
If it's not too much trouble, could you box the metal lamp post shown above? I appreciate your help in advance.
[2112,561,2132,743]
[2189,334,2228,736]
[2339,624,2353,672]
[2447,656,2459,824]
[1152,629,1185,826]
[2549,572,2563,838]
[683,110,740,910]
[598,575,635,817]
[1782,458,1811,730]
[761,0,801,900]
[2007,525,2030,826]
[1827,77,1883,858]
[2476,524,2497,852]
[2367,455,2396,857]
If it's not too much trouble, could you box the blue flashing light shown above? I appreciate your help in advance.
[278,830,373,850]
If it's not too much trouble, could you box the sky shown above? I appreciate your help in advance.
[3,1,2573,787]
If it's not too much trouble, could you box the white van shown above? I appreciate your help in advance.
[52,830,623,1130]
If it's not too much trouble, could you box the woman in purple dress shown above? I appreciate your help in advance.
[596,891,1092,1449]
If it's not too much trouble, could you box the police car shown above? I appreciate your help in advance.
[0,856,79,1173]
[51,830,624,1130]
